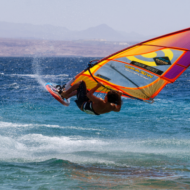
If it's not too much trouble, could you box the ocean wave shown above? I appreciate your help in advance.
[0,131,190,164]
[0,158,178,179]
[0,134,110,164]
[0,121,105,131]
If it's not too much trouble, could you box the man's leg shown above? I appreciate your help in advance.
[61,81,82,99]
[66,90,77,99]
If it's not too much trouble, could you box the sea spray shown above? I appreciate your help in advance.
[32,57,46,89]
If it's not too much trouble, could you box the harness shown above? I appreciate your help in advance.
[82,101,99,115]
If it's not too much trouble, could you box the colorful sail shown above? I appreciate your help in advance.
[71,28,190,102]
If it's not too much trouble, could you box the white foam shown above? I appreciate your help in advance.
[0,134,109,163]
[8,82,20,89]
[0,121,105,131]
[0,130,190,163]
[1,122,190,163]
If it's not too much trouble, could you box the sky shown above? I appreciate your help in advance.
[0,0,190,36]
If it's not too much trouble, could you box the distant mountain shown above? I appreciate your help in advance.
[119,31,152,41]
[0,22,69,40]
[0,22,152,42]
[66,24,126,41]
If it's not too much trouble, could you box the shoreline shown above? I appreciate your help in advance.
[0,38,131,57]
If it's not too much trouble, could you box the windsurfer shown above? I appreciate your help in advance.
[59,81,122,115]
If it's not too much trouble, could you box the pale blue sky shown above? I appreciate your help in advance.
[0,0,190,36]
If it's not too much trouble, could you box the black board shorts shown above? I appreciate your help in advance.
[75,81,89,109]
[75,81,99,115]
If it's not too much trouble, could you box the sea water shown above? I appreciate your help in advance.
[0,57,190,189]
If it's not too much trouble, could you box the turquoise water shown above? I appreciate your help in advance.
[0,57,190,189]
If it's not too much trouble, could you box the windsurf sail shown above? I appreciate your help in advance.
[71,28,190,103]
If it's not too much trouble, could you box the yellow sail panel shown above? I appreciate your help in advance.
[108,45,163,60]
[118,48,179,67]
[120,79,167,99]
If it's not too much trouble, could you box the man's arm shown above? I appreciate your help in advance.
[86,83,103,104]
[111,103,121,112]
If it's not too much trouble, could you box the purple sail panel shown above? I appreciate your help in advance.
[177,51,190,67]
[164,65,185,80]
[144,30,190,50]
